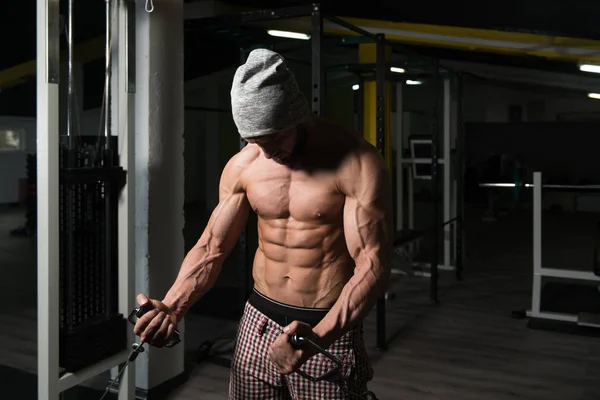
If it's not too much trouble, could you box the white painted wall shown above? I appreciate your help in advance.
[473,83,600,122]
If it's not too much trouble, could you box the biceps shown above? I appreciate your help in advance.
[201,193,250,255]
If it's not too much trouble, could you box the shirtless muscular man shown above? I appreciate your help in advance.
[133,48,393,399]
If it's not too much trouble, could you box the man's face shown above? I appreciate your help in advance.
[246,127,298,164]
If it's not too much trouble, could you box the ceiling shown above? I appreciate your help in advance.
[215,0,600,40]
[2,0,600,116]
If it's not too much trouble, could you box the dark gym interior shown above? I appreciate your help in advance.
[1,0,600,399]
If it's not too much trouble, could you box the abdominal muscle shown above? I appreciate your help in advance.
[251,217,354,309]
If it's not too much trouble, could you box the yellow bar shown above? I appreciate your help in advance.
[258,17,600,63]
[0,61,36,90]
[359,43,392,168]
[362,81,377,146]
[0,37,104,90]
[346,17,600,49]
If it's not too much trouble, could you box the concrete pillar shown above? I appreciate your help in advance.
[134,0,185,391]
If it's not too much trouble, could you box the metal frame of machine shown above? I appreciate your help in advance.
[37,0,136,398]
[527,172,600,327]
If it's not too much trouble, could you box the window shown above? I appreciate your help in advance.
[0,129,25,151]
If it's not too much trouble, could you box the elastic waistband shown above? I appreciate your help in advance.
[248,288,330,328]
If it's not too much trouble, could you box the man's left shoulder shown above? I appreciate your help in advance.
[340,140,387,174]
[336,142,388,196]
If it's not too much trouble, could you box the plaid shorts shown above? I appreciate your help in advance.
[229,290,373,399]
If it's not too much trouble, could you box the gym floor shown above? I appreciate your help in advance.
[0,204,599,399]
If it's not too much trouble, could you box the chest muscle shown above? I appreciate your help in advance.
[246,168,343,223]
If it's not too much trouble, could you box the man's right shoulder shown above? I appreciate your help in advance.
[230,144,261,168]
[221,144,261,189]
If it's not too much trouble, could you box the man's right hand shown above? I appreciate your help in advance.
[133,293,178,348]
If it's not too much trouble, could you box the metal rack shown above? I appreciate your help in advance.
[528,172,600,327]
[480,175,600,329]
[392,76,462,281]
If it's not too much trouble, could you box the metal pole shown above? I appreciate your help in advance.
[103,0,116,323]
[395,82,404,232]
[104,0,113,149]
[455,73,465,280]
[311,4,324,116]
[443,78,451,272]
[115,0,136,397]
[430,61,440,304]
[531,172,542,316]
[65,0,75,340]
[375,34,387,351]
[67,0,75,147]
[357,77,364,133]
[37,0,61,398]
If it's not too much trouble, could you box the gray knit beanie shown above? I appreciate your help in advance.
[231,48,309,139]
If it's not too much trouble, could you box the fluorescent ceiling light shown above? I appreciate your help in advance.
[352,84,360,91]
[267,30,310,40]
[580,64,600,74]
[390,67,405,73]
[588,93,600,100]
[406,79,422,85]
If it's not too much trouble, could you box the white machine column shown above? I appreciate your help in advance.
[37,0,61,398]
[135,0,185,391]
[442,75,459,270]
[531,172,542,315]
[113,0,137,398]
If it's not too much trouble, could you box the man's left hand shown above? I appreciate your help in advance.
[268,321,321,375]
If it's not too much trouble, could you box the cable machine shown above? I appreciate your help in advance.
[37,0,136,398]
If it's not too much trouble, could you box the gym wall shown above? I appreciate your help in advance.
[464,80,600,123]
[0,117,36,204]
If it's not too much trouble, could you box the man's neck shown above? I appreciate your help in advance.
[289,124,309,162]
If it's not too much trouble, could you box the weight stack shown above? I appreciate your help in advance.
[58,142,128,372]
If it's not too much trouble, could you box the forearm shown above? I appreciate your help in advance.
[162,243,224,322]
[313,256,390,347]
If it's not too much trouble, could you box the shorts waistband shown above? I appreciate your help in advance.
[248,288,330,328]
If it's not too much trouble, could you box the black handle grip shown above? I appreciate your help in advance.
[290,334,307,349]
[128,305,181,348]
[289,332,379,399]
